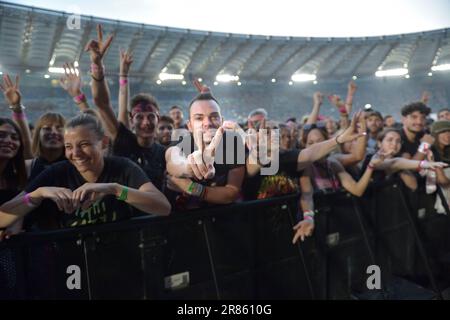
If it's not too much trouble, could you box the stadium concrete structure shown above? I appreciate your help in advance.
[0,1,449,122]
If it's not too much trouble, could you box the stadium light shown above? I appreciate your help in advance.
[181,80,187,85]
[156,79,162,85]
[291,73,316,82]
[405,74,410,79]
[216,74,239,82]
[428,72,433,77]
[313,80,318,85]
[431,64,450,72]
[159,72,184,81]
[44,74,50,79]
[237,81,242,86]
[0,72,3,75]
[213,81,219,86]
[364,104,372,110]
[198,78,203,82]
[25,69,31,74]
[271,78,276,83]
[288,81,293,86]
[375,68,408,77]
[352,75,357,80]
[48,67,79,75]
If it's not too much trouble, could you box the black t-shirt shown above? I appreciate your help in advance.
[431,145,450,165]
[29,155,66,181]
[0,189,20,206]
[112,123,166,191]
[165,131,246,211]
[399,127,424,158]
[242,148,301,201]
[24,157,150,230]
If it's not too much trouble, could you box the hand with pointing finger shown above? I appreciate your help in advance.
[187,127,224,180]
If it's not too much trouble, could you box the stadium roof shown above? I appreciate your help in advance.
[1,1,450,85]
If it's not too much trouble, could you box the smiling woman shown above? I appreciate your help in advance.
[0,113,171,231]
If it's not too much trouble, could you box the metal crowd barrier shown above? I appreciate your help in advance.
[1,178,450,300]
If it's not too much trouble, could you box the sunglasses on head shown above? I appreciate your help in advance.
[303,122,327,132]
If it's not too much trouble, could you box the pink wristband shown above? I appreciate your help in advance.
[23,193,33,207]
[11,111,26,121]
[73,93,86,104]
[119,78,128,86]
[304,215,314,221]
[339,106,347,114]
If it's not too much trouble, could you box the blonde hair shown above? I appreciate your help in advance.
[31,112,66,157]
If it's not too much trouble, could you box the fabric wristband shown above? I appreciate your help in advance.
[23,193,35,207]
[187,182,204,197]
[119,78,128,86]
[117,186,129,201]
[73,93,86,104]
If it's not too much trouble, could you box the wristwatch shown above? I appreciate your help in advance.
[9,104,25,113]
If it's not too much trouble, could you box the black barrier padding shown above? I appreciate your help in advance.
[25,239,86,299]
[253,200,313,299]
[205,211,255,299]
[0,247,26,299]
[366,183,416,279]
[85,230,143,299]
[313,192,375,299]
[145,217,219,300]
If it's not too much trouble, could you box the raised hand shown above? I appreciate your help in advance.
[0,74,21,106]
[347,80,357,96]
[328,94,344,107]
[84,24,114,64]
[313,92,323,106]
[187,127,224,180]
[292,219,314,244]
[421,91,431,104]
[336,110,367,144]
[120,49,134,76]
[193,79,211,94]
[59,63,82,98]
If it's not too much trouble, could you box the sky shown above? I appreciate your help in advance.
[8,0,450,37]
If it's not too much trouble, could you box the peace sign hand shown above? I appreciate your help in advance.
[0,74,21,106]
[84,24,114,64]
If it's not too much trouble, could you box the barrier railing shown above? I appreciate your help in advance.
[1,178,450,300]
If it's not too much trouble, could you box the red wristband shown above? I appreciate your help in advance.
[119,78,128,86]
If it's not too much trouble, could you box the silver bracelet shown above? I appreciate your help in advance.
[9,104,25,113]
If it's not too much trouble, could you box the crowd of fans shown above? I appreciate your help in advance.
[0,25,449,246]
